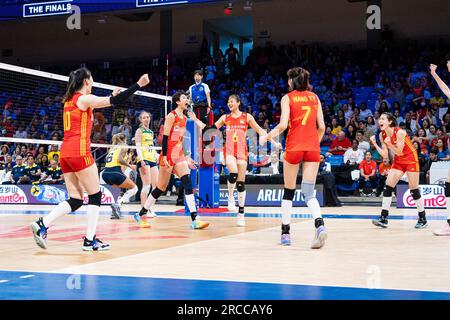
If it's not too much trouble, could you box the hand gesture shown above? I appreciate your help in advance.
[137,74,150,87]
[259,134,268,146]
[112,88,121,96]
[369,135,377,145]
[140,160,147,168]
[384,136,392,146]
[187,111,197,120]
[163,156,171,168]
[430,64,437,75]
[272,141,282,150]
[187,157,198,170]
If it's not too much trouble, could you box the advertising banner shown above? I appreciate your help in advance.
[396,184,446,208]
[219,184,324,207]
[0,184,120,205]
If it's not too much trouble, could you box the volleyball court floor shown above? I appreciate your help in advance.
[1,203,450,300]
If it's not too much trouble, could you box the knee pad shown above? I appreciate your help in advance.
[383,185,394,197]
[88,191,102,207]
[301,180,316,203]
[141,184,151,195]
[236,181,245,192]
[67,197,83,212]
[446,182,450,197]
[410,188,421,200]
[151,187,163,199]
[181,175,193,195]
[283,188,296,201]
[228,173,238,184]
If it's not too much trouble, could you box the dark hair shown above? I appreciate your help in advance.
[356,130,364,136]
[446,54,450,61]
[172,90,186,105]
[430,148,438,155]
[287,67,310,91]
[194,70,203,76]
[228,94,241,107]
[381,112,398,127]
[63,68,92,102]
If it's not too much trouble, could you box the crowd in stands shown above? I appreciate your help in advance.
[1,39,450,198]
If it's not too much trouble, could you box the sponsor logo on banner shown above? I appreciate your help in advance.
[398,184,446,208]
[82,185,115,205]
[0,186,27,203]
[219,184,323,207]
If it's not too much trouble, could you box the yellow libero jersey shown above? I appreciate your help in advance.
[137,127,157,162]
[105,147,128,168]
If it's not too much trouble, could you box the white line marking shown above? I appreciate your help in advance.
[20,275,35,279]
[0,280,9,283]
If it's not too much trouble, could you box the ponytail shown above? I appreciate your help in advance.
[63,68,92,102]
[287,67,310,92]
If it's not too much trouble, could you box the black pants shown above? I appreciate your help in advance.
[321,173,341,207]
[358,176,377,190]
[193,102,211,126]
[376,175,387,196]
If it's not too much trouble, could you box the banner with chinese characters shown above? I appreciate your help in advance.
[396,184,446,208]
[0,185,120,205]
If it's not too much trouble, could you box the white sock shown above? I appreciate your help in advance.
[228,181,236,202]
[415,196,425,213]
[140,185,151,205]
[185,193,197,215]
[43,201,72,228]
[382,196,392,212]
[143,193,157,210]
[238,191,246,208]
[86,205,100,241]
[281,199,292,225]
[118,186,138,207]
[306,198,322,220]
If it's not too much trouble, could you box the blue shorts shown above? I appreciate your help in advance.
[137,160,157,170]
[101,167,127,186]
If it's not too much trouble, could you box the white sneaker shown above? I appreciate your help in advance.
[147,208,157,218]
[228,198,237,212]
[237,213,246,227]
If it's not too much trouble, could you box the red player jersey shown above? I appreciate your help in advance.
[225,112,248,155]
[381,127,418,164]
[285,90,320,152]
[60,93,93,158]
[168,110,187,155]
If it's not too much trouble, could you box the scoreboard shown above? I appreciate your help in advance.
[0,0,222,20]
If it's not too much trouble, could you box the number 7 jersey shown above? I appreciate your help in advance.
[286,90,320,152]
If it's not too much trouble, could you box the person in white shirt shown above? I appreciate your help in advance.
[344,140,364,165]
[355,130,370,153]
[359,103,373,120]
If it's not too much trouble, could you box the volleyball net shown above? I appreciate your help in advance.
[0,62,169,170]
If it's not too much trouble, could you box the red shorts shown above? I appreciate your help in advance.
[60,155,95,173]
[224,144,248,161]
[284,150,320,164]
[391,161,419,173]
[159,150,185,167]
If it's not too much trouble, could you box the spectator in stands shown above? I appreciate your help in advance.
[1,154,14,172]
[345,123,357,141]
[355,130,370,153]
[327,131,351,156]
[336,109,347,127]
[321,126,335,147]
[435,138,450,160]
[112,108,127,136]
[4,156,26,184]
[22,155,42,184]
[359,102,373,120]
[118,117,133,144]
[39,159,64,184]
[422,149,438,184]
[39,154,50,169]
[205,58,217,84]
[267,152,282,175]
[358,120,375,141]
[47,144,60,162]
[412,128,430,155]
[319,154,341,207]
[376,158,392,197]
[14,126,27,139]
[0,145,9,167]
[331,118,342,136]
[430,127,447,149]
[358,151,377,196]
[344,140,364,165]
[366,116,377,133]
[431,90,446,108]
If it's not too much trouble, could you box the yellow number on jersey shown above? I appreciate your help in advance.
[64,111,71,131]
[233,131,238,143]
[301,106,311,125]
